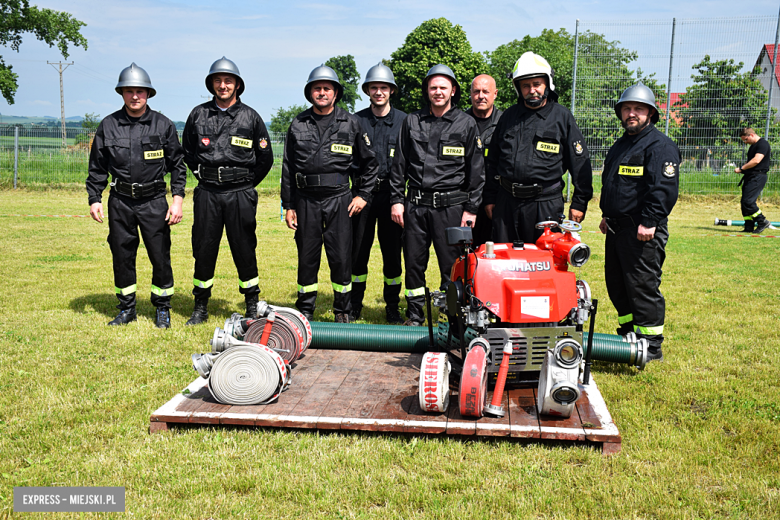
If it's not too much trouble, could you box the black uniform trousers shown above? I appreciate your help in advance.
[471,202,492,249]
[107,194,173,311]
[403,202,463,322]
[295,192,353,316]
[191,186,259,300]
[351,189,403,313]
[604,222,668,347]
[740,173,768,218]
[492,189,565,244]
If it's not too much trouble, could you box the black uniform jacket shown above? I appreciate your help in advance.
[281,106,379,210]
[483,100,592,212]
[389,105,484,214]
[600,124,680,229]
[466,106,503,155]
[87,106,186,205]
[354,106,406,181]
[182,98,274,192]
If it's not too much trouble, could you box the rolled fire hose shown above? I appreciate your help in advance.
[309,322,646,368]
[268,306,312,351]
[208,345,290,405]
[715,218,780,227]
[244,314,304,363]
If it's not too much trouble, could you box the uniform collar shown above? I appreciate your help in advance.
[301,105,348,122]
[118,106,153,125]
[623,123,655,143]
[209,97,243,117]
[367,106,396,126]
[422,104,459,121]
[517,99,554,120]
[466,106,500,123]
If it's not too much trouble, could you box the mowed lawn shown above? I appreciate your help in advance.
[0,188,778,519]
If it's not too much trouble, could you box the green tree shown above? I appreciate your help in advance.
[81,112,100,130]
[269,104,308,135]
[485,29,575,111]
[0,0,88,104]
[324,55,360,112]
[676,55,773,148]
[388,18,485,113]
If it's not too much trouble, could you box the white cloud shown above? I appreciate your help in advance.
[30,100,52,106]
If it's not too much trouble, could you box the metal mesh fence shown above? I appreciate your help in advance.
[572,15,780,196]
[0,126,285,190]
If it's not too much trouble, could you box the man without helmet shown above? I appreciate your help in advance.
[466,74,502,249]
[182,57,274,325]
[389,64,484,326]
[484,52,592,244]
[281,65,379,323]
[350,63,407,323]
[87,63,186,328]
[600,82,680,363]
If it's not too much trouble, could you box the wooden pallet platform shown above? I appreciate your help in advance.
[150,350,621,455]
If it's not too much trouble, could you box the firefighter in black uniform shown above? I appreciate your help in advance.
[281,65,379,323]
[735,127,773,233]
[87,63,186,328]
[390,64,485,326]
[484,52,592,244]
[600,82,680,364]
[182,57,274,325]
[466,74,502,249]
[351,63,406,323]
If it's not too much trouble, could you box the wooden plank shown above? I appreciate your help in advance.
[317,351,384,430]
[579,378,622,444]
[476,390,511,437]
[221,349,323,425]
[255,349,336,427]
[602,441,622,456]
[446,389,478,436]
[507,387,540,439]
[281,350,364,429]
[150,378,208,425]
[342,353,418,433]
[376,353,423,427]
[149,421,168,434]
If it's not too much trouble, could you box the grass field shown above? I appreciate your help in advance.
[0,189,779,518]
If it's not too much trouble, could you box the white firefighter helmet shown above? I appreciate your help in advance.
[510,52,557,102]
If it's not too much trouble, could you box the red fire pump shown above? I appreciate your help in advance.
[418,220,595,419]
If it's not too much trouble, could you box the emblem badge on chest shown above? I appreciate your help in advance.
[201,138,210,146]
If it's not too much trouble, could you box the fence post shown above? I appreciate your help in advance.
[13,125,19,189]
[568,19,580,203]
[765,7,780,139]
[664,18,676,137]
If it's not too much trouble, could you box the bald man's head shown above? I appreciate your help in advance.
[470,74,498,117]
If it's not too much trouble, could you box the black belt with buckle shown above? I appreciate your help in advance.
[196,165,252,184]
[407,188,468,208]
[373,177,391,192]
[499,177,562,199]
[295,172,350,189]
[111,179,166,199]
[605,216,636,233]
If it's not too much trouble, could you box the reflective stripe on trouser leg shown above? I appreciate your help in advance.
[151,285,174,297]
[635,324,664,335]
[618,314,634,324]
[193,278,214,289]
[605,222,668,339]
[741,173,768,217]
[332,282,352,293]
[136,197,174,309]
[239,277,259,289]
[115,284,137,296]
[350,274,367,312]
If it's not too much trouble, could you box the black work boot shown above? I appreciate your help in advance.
[335,313,351,324]
[155,307,171,329]
[108,308,136,326]
[245,294,259,319]
[741,219,755,233]
[638,333,664,364]
[386,306,404,325]
[349,305,362,322]
[186,299,209,326]
[755,215,771,234]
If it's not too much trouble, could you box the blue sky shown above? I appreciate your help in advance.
[1,0,779,122]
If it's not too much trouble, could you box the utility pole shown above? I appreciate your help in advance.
[48,61,73,148]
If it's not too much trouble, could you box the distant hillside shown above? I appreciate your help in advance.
[0,115,84,125]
